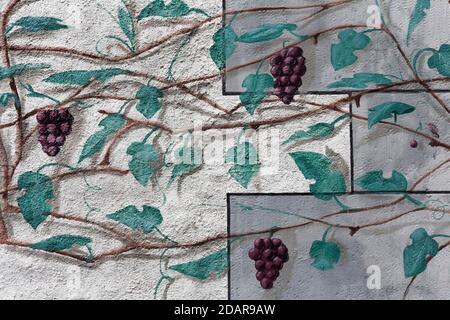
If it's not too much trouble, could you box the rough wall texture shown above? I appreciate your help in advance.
[0,0,448,300]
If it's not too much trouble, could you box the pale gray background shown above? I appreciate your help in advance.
[225,0,450,93]
[230,194,450,300]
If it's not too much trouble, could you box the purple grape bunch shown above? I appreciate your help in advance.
[248,237,289,289]
[270,46,306,105]
[36,108,73,157]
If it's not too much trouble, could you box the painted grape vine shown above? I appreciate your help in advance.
[0,0,448,299]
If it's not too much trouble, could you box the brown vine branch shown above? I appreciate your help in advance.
[2,0,351,64]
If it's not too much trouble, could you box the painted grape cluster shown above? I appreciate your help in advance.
[270,46,306,105]
[36,108,73,156]
[248,238,289,289]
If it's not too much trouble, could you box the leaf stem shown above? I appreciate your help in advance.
[404,194,425,208]
[167,28,197,81]
[412,48,437,75]
[188,8,211,18]
[142,128,159,144]
[431,234,450,239]
[333,195,351,211]
[154,227,178,245]
[331,114,349,126]
[118,100,131,113]
[287,30,309,41]
[237,202,342,228]
[37,163,78,173]
[322,226,333,241]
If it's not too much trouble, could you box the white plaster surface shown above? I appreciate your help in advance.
[0,0,447,300]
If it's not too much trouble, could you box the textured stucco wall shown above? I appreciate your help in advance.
[0,0,448,300]
[0,0,349,299]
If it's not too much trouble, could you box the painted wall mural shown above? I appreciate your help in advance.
[0,0,448,300]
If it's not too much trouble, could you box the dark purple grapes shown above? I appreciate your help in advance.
[410,139,418,149]
[36,108,73,157]
[248,237,289,289]
[270,46,306,105]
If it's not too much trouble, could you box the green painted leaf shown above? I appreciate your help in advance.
[169,248,228,280]
[239,73,274,115]
[135,85,163,119]
[290,151,347,200]
[290,152,333,181]
[118,6,136,51]
[407,0,431,46]
[328,73,393,89]
[107,205,162,233]
[356,170,408,192]
[210,24,237,70]
[331,29,371,71]
[403,228,438,278]
[0,63,50,81]
[127,142,158,186]
[226,142,259,188]
[368,102,415,129]
[7,16,67,34]
[228,164,260,189]
[309,171,346,201]
[310,239,341,271]
[17,172,54,229]
[0,93,17,107]
[225,142,258,165]
[169,147,200,185]
[79,113,125,162]
[45,68,130,86]
[427,44,450,76]
[138,0,204,20]
[31,235,91,252]
[283,115,348,145]
[237,23,297,43]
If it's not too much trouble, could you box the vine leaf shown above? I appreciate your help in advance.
[309,230,341,271]
[225,142,258,164]
[226,142,259,189]
[135,85,163,119]
[228,165,260,189]
[356,170,407,192]
[290,151,346,201]
[138,0,207,20]
[239,73,274,115]
[407,0,431,46]
[427,44,450,76]
[283,115,348,145]
[17,171,54,230]
[31,235,91,252]
[403,228,438,278]
[6,17,67,34]
[356,170,423,206]
[79,113,126,163]
[210,24,237,70]
[0,63,50,81]
[169,248,228,280]
[107,205,162,233]
[237,23,297,43]
[0,93,18,107]
[331,29,371,71]
[368,102,415,129]
[327,73,393,89]
[45,68,131,86]
[127,142,159,186]
[169,147,201,186]
[118,6,136,52]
